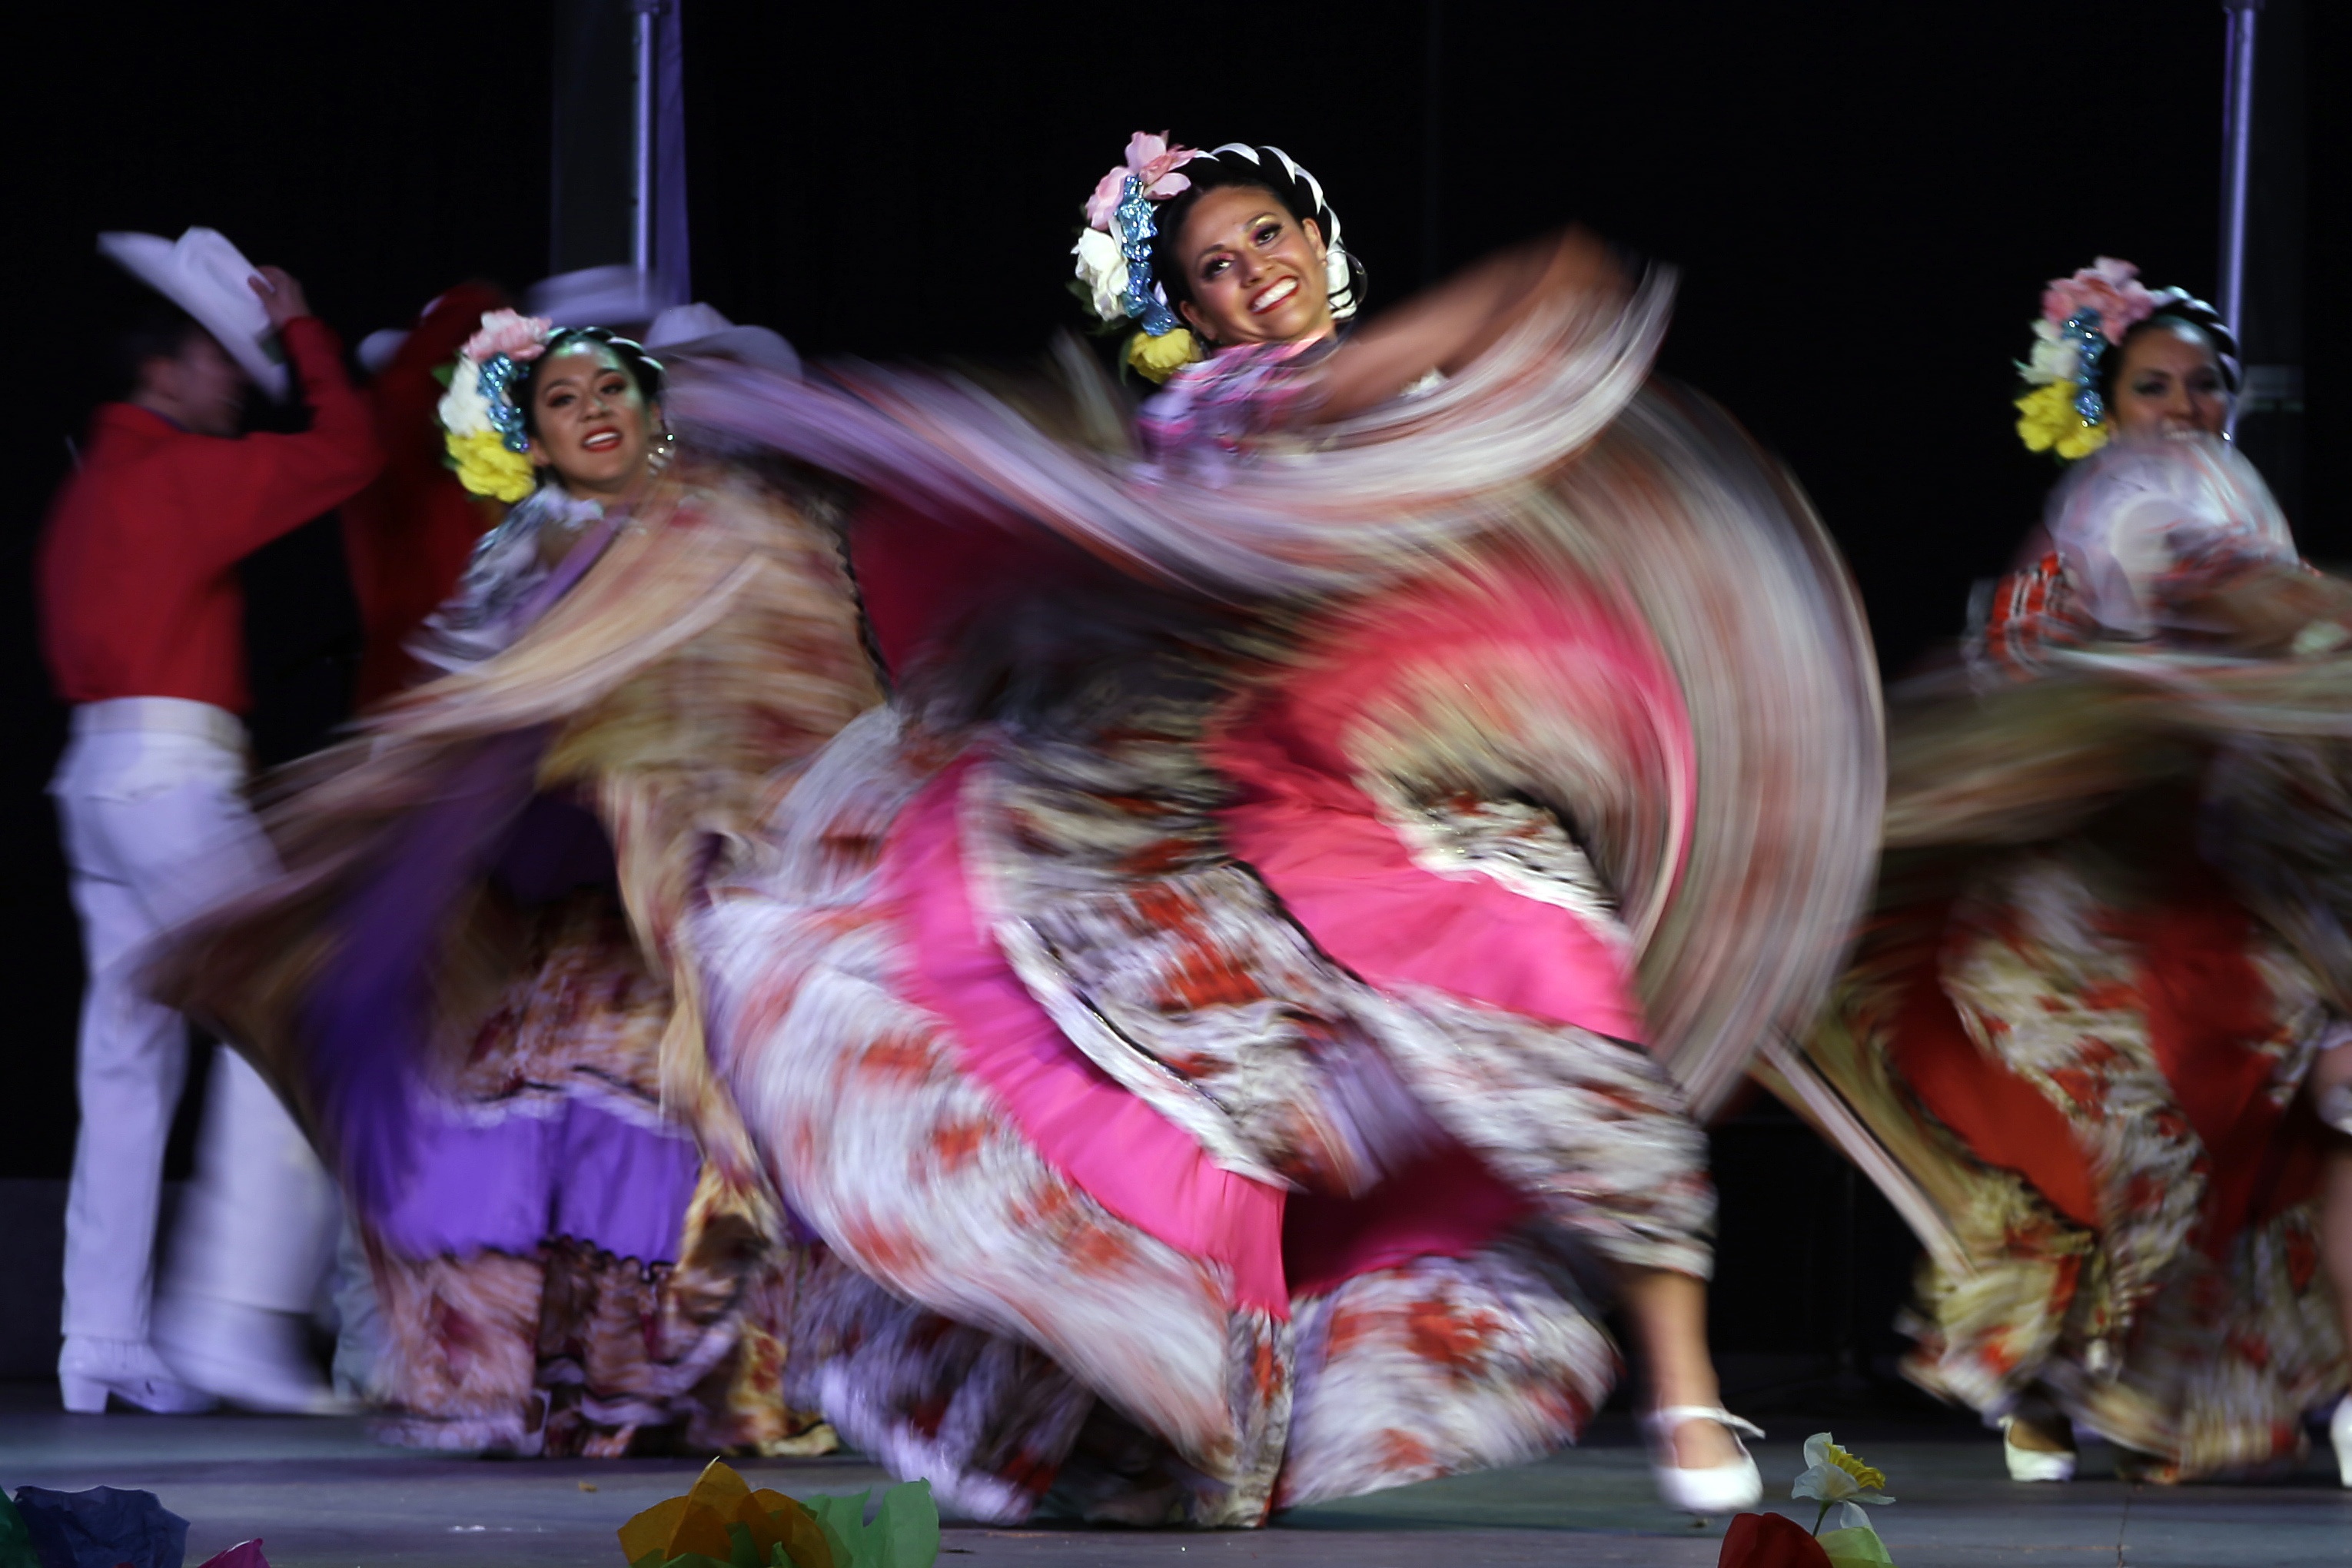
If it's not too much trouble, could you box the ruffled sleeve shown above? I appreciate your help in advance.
[2048,435,2297,640]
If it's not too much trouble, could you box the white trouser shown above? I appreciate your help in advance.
[51,698,339,1343]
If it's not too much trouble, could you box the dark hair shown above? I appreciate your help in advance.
[1148,145,1366,321]
[2098,297,2241,406]
[516,327,666,437]
[106,299,211,403]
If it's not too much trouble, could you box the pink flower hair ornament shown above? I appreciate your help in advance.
[2039,257,2161,344]
[460,308,556,367]
[1085,131,1199,231]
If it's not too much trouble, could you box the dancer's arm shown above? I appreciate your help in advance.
[1313,228,1629,421]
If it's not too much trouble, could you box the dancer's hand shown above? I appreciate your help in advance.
[248,267,312,329]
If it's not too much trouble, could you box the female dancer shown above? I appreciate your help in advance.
[162,315,877,1455]
[1773,258,2352,1483]
[670,135,1881,1520]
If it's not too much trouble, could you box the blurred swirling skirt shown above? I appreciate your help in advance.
[154,464,882,1456]
[676,324,1881,1517]
[1771,653,2352,1477]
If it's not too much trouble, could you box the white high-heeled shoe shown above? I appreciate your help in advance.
[156,1297,351,1416]
[1642,1406,1765,1513]
[58,1337,215,1415]
[2328,1394,2352,1487]
[1998,1414,2078,1482]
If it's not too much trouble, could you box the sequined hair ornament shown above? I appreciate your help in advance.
[2012,257,2224,461]
[1071,132,1203,383]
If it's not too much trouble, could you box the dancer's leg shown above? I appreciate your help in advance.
[1616,1264,1739,1467]
[56,812,188,1347]
[136,766,343,1410]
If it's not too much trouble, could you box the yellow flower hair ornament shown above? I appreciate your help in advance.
[443,427,537,503]
[1126,326,1202,384]
[2015,380,2109,461]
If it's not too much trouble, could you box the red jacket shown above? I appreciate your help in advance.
[341,283,507,704]
[39,316,382,712]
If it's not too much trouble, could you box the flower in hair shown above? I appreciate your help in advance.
[1127,327,1201,383]
[1085,131,1198,230]
[1073,228,1130,321]
[2019,319,2078,387]
[460,308,556,366]
[2040,257,2160,344]
[446,427,538,503]
[437,307,556,501]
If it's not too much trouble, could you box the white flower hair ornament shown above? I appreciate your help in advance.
[437,309,556,503]
[1071,133,1359,383]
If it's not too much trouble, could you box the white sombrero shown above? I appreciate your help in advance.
[644,302,802,378]
[98,228,289,401]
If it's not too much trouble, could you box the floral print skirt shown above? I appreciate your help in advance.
[696,690,1713,1524]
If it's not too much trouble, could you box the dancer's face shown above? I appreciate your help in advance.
[2109,322,2229,440]
[528,344,656,498]
[1175,184,1334,349]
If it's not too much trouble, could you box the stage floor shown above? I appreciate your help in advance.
[4,1388,2348,1566]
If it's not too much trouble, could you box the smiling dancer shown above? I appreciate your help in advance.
[1775,258,2352,1483]
[667,133,1880,1522]
[161,314,872,1455]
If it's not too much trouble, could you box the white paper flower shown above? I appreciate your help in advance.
[1072,228,1131,323]
[1792,1433,1894,1508]
[437,361,494,438]
[2021,317,2079,386]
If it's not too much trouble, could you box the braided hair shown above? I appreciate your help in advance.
[1148,145,1367,325]
[2097,294,2241,405]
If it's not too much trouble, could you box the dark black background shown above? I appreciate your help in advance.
[2,2,2330,1382]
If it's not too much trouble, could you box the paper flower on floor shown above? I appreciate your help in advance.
[1789,1433,1896,1566]
[8,1486,187,1568]
[1716,1510,1831,1568]
[617,1458,937,1568]
[2,1493,34,1568]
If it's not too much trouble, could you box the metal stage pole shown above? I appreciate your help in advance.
[547,0,686,321]
[2219,0,2260,438]
[633,2,659,280]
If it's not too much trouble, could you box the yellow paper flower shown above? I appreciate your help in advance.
[445,427,538,503]
[2015,380,2110,461]
[617,1457,834,1568]
[1128,327,1201,384]
[1822,1440,1885,1493]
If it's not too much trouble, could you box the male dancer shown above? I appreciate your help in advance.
[42,229,380,1412]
